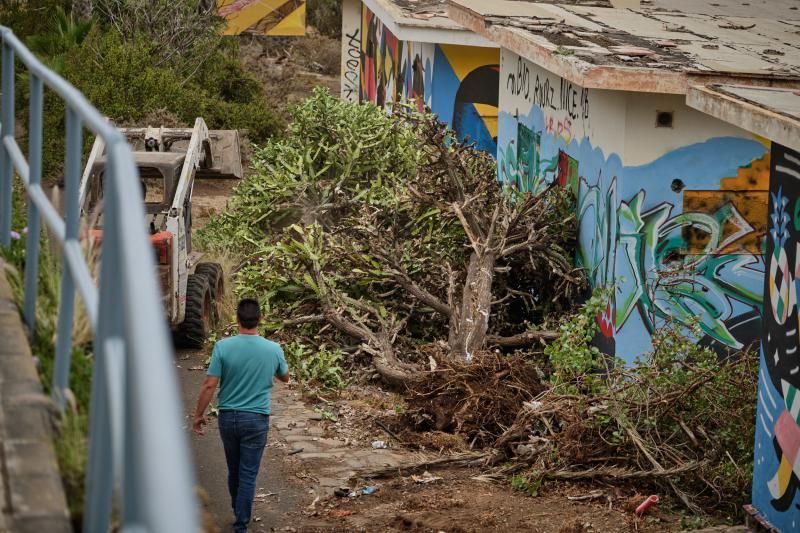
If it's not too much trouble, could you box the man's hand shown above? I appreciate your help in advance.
[193,415,207,436]
[192,375,219,436]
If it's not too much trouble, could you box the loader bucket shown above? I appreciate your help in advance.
[197,129,243,180]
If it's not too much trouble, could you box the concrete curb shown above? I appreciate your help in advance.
[0,266,72,532]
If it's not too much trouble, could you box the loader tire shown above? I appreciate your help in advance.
[195,262,224,300]
[175,274,213,349]
[195,262,224,324]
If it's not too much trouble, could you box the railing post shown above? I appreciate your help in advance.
[52,107,81,410]
[0,33,14,247]
[83,150,121,533]
[23,74,43,333]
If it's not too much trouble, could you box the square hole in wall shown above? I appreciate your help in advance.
[656,110,674,128]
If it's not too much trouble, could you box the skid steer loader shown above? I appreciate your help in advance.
[79,118,243,348]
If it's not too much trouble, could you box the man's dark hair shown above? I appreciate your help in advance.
[236,298,261,329]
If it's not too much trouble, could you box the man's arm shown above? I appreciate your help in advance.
[275,346,290,383]
[192,376,220,435]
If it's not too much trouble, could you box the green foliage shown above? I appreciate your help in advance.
[544,287,612,392]
[17,7,280,182]
[54,412,88,518]
[510,473,542,497]
[199,89,424,336]
[26,7,94,72]
[307,0,342,38]
[284,340,348,391]
[0,0,71,39]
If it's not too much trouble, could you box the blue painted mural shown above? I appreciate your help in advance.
[499,56,770,363]
[752,143,800,531]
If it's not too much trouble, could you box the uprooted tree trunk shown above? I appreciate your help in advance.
[449,250,497,360]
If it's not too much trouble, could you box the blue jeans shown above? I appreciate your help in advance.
[218,410,270,533]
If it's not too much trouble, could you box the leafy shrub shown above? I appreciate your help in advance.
[284,340,347,391]
[307,0,342,38]
[17,10,281,182]
[0,0,71,39]
[544,287,611,392]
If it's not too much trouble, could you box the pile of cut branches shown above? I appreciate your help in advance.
[402,315,758,515]
[404,349,547,448]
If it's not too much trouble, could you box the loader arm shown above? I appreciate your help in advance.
[171,118,209,212]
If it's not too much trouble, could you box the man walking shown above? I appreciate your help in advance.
[193,298,289,533]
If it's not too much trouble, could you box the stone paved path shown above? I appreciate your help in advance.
[269,385,426,497]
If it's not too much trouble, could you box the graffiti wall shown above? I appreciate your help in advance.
[753,143,800,530]
[341,0,362,102]
[498,49,769,363]
[218,0,305,36]
[357,5,498,153]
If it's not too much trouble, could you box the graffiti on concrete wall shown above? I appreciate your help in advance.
[341,0,362,102]
[361,7,400,107]
[219,0,306,36]
[356,7,498,153]
[753,143,800,531]
[499,50,769,363]
[427,44,500,154]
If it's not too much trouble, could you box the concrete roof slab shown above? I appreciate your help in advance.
[687,84,800,151]
[448,0,800,93]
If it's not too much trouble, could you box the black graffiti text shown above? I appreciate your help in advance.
[505,56,592,120]
[533,74,556,111]
[507,56,530,100]
[559,79,590,120]
[342,28,361,101]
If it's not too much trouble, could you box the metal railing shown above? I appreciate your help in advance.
[0,27,198,532]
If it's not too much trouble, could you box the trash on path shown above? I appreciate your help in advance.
[307,496,320,509]
[371,440,387,449]
[254,517,262,522]
[330,510,355,518]
[635,495,659,515]
[336,485,379,498]
[288,447,304,455]
[411,471,442,484]
[189,365,205,371]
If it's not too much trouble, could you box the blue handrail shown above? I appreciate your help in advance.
[0,27,198,532]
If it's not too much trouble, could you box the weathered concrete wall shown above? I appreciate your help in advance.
[498,48,769,364]
[353,4,499,154]
[753,142,800,530]
[0,266,71,532]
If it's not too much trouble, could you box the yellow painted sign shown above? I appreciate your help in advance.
[218,0,306,36]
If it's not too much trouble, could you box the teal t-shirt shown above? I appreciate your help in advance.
[207,335,288,415]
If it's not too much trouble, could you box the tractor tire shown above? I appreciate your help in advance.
[195,262,224,323]
[175,274,213,349]
[195,262,224,300]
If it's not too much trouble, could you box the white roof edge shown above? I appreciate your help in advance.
[687,85,800,152]
[362,0,497,48]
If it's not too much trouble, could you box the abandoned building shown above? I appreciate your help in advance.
[339,0,800,526]
[340,0,500,153]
